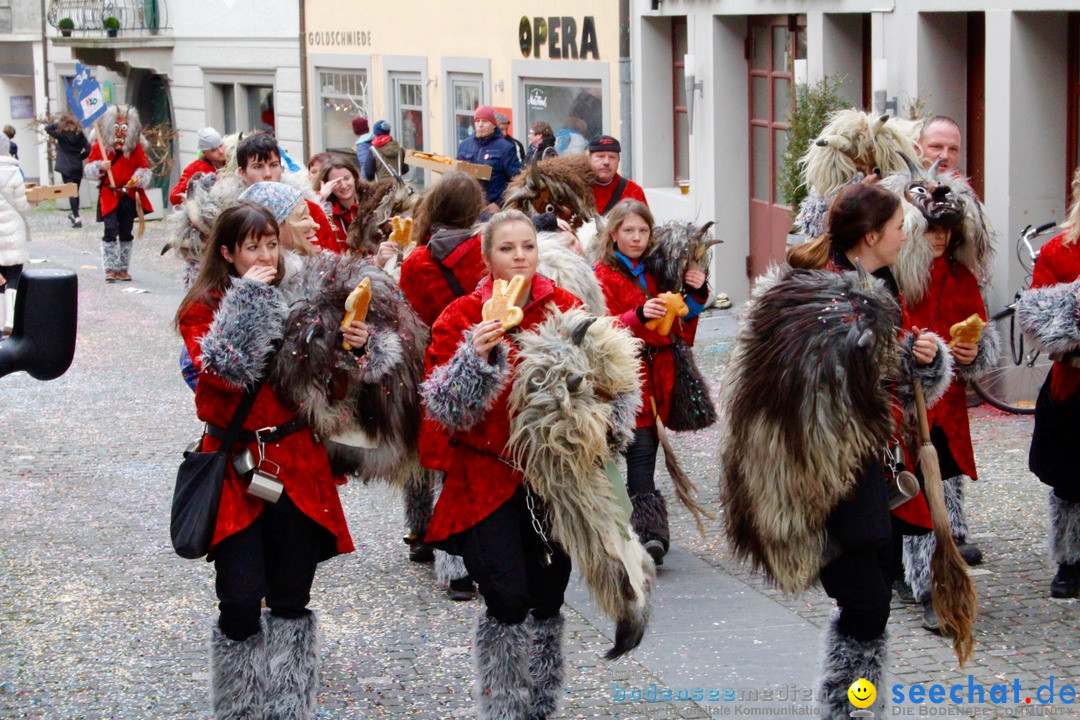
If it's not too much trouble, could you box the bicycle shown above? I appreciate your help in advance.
[969,221,1057,414]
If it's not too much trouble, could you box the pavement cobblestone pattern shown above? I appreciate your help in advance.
[1,207,1076,719]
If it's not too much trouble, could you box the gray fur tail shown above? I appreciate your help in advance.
[902,532,934,603]
[265,612,319,720]
[819,616,887,719]
[211,621,268,720]
[944,475,969,540]
[630,491,670,552]
[474,613,533,720]
[527,614,566,720]
[1049,490,1080,565]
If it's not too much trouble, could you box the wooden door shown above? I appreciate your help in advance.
[747,15,804,280]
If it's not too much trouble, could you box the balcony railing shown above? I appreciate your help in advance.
[47,0,169,37]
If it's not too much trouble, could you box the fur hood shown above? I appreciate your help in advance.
[719,265,901,593]
[880,166,995,305]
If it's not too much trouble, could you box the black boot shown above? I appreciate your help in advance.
[630,491,669,566]
[404,469,435,563]
[1051,563,1080,599]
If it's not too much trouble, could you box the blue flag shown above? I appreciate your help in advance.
[66,62,107,128]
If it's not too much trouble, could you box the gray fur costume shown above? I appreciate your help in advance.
[819,615,888,719]
[536,233,607,315]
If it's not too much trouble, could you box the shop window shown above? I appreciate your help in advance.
[246,86,274,133]
[319,69,369,153]
[672,18,688,183]
[206,73,274,137]
[523,80,602,156]
[449,74,482,157]
[391,72,425,189]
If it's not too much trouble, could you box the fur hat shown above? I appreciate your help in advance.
[473,105,497,125]
[239,181,302,224]
[197,127,223,152]
[352,117,369,136]
[373,120,391,137]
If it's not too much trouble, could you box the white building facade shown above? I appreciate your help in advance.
[632,0,1079,312]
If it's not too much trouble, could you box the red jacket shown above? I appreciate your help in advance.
[87,142,153,215]
[423,275,581,543]
[169,157,217,206]
[593,260,697,427]
[907,258,989,479]
[307,199,342,253]
[592,174,648,214]
[1031,233,1080,402]
[399,233,487,327]
[179,298,353,557]
[328,196,358,248]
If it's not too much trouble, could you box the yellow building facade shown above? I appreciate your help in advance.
[303,1,622,187]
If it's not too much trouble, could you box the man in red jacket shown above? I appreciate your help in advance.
[168,127,225,206]
[589,135,647,215]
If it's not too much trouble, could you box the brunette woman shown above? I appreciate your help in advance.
[317,156,362,253]
[175,201,359,719]
[591,199,709,567]
[420,210,581,720]
[45,111,90,228]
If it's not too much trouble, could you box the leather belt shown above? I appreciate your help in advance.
[204,418,307,444]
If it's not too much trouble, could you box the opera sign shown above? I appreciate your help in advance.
[519,16,599,60]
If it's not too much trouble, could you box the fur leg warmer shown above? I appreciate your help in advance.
[101,241,121,273]
[1049,491,1080,565]
[902,533,935,604]
[944,475,970,541]
[200,278,288,389]
[421,329,510,432]
[211,621,268,720]
[474,613,533,720]
[1016,279,1080,355]
[265,612,319,720]
[527,614,566,720]
[630,491,670,552]
[403,469,434,539]
[118,241,133,272]
[435,550,469,589]
[819,616,887,720]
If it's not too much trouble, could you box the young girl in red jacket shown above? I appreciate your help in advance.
[175,201,361,719]
[1017,167,1080,599]
[591,200,709,566]
[420,210,581,720]
[399,172,488,596]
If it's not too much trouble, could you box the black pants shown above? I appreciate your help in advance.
[0,263,21,291]
[60,174,81,217]
[212,493,332,641]
[819,534,895,642]
[102,195,137,243]
[625,427,659,496]
[461,486,572,625]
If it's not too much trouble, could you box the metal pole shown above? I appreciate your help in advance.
[619,0,633,181]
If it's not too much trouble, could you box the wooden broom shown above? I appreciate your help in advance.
[913,382,977,667]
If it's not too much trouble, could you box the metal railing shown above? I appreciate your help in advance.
[47,0,169,37]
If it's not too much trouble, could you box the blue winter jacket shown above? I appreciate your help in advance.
[456,128,521,204]
[355,133,374,180]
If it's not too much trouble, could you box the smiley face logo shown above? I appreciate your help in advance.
[848,678,876,709]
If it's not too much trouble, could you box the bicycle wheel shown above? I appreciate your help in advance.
[969,308,1050,414]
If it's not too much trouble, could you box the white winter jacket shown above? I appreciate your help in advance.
[0,155,30,267]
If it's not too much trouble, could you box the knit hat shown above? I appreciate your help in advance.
[238,182,302,224]
[473,105,497,124]
[587,135,621,154]
[352,117,369,136]
[197,127,223,152]
[0,134,9,156]
[373,120,391,137]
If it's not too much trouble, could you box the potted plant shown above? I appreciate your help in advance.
[103,16,120,37]
[58,17,74,37]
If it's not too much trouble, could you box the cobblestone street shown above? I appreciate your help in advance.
[1,207,1077,720]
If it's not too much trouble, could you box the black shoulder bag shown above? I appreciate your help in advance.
[171,379,264,559]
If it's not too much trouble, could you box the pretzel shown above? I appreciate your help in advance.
[644,292,690,336]
[948,313,986,348]
[389,216,413,248]
[340,277,372,350]
[482,275,527,332]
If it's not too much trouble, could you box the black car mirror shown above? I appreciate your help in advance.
[0,269,78,380]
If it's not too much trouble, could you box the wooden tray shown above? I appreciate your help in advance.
[26,183,79,202]
[405,150,492,180]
